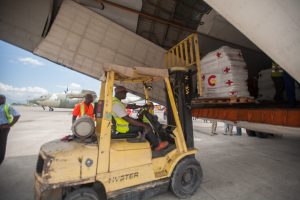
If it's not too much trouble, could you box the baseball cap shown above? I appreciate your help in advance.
[115,86,127,93]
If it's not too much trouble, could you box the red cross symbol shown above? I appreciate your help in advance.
[216,52,222,58]
[226,80,234,86]
[223,67,231,74]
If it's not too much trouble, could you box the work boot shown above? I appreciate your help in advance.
[154,141,169,151]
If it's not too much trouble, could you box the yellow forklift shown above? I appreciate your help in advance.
[34,64,202,200]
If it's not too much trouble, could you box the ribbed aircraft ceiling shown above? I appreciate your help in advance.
[76,0,260,52]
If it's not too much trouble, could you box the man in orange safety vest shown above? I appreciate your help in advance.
[72,94,94,124]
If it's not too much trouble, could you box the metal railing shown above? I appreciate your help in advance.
[164,33,202,96]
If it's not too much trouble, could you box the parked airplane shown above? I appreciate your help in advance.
[29,90,97,111]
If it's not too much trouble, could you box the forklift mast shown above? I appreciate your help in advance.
[164,33,202,149]
[167,70,194,149]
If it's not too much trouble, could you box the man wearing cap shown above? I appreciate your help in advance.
[0,94,20,165]
[72,94,94,124]
[271,61,284,102]
[112,86,168,151]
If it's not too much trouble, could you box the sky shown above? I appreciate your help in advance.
[0,40,101,103]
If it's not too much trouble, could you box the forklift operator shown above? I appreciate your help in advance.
[112,86,168,151]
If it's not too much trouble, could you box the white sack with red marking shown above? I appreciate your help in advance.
[200,46,250,98]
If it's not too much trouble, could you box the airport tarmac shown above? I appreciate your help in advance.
[1,106,300,200]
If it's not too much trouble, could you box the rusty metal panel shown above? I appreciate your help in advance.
[192,108,300,127]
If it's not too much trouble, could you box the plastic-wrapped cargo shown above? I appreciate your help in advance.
[257,68,275,100]
[200,46,250,98]
[257,68,300,101]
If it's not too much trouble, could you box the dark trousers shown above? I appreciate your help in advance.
[128,125,159,148]
[283,72,296,107]
[0,127,10,165]
[272,76,285,102]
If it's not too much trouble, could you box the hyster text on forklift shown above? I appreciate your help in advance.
[34,64,203,200]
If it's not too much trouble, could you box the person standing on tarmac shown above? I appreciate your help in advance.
[72,94,94,124]
[112,86,168,151]
[211,121,218,136]
[0,94,20,165]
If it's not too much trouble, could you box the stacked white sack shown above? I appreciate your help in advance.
[257,68,300,101]
[200,46,250,98]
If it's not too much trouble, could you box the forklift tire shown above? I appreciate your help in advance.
[170,156,203,198]
[64,187,99,200]
[246,129,256,137]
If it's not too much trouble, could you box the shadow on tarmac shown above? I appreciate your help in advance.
[0,155,36,200]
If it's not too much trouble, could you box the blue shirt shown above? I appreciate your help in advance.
[0,104,20,125]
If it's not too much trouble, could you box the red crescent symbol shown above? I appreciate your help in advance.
[208,75,216,86]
